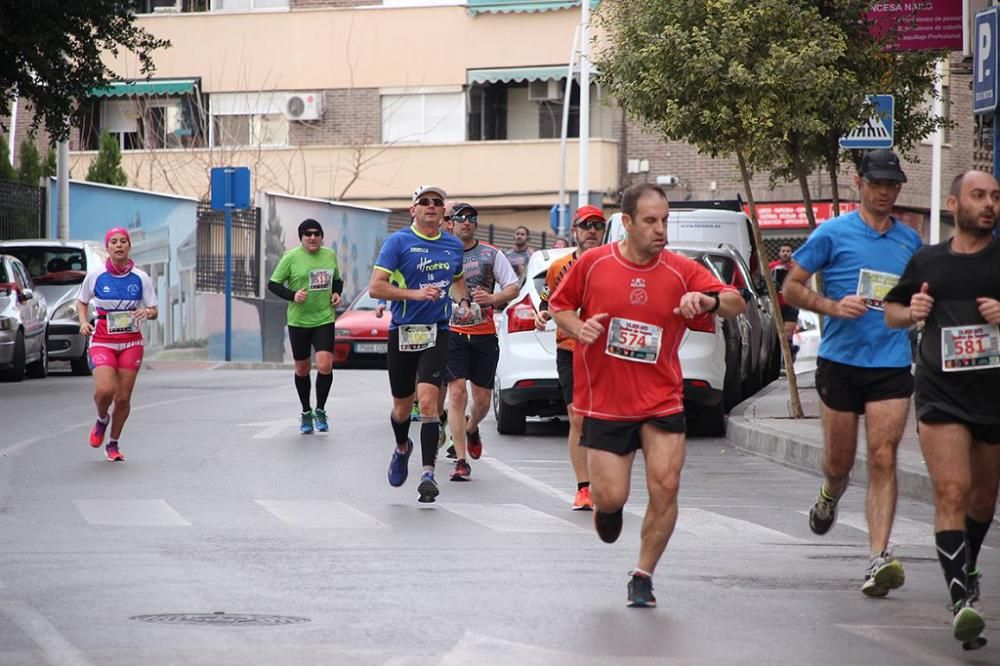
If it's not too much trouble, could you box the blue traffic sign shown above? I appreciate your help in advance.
[975,8,998,115]
[839,95,894,149]
[210,166,251,211]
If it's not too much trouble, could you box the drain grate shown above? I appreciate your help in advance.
[131,612,310,626]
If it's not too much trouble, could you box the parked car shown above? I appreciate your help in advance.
[333,290,389,367]
[670,242,782,412]
[0,240,107,375]
[0,254,49,381]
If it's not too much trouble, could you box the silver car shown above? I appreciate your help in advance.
[0,240,107,375]
[0,254,48,381]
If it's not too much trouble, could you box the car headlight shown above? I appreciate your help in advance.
[0,317,14,331]
[51,301,80,323]
[335,328,352,338]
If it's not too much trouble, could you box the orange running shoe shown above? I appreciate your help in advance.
[572,486,594,511]
[89,417,109,448]
[105,441,125,462]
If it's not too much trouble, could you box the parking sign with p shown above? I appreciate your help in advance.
[975,7,998,115]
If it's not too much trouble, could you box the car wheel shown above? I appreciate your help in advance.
[723,329,742,412]
[496,399,527,436]
[0,329,26,382]
[26,332,48,379]
[689,400,726,438]
[71,339,92,376]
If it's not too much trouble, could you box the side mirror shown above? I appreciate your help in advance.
[20,288,34,302]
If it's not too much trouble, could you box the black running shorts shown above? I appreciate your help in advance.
[582,413,687,456]
[288,323,335,361]
[444,332,500,388]
[918,408,1000,445]
[815,357,913,414]
[387,328,449,398]
[556,348,574,406]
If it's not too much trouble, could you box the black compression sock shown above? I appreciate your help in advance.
[294,374,311,412]
[966,516,993,571]
[315,372,333,410]
[936,530,969,605]
[420,421,440,467]
[391,416,410,447]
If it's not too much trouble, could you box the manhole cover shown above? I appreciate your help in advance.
[130,613,310,626]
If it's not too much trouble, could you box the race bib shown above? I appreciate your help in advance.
[309,269,332,291]
[451,302,485,327]
[856,269,899,311]
[107,311,138,335]
[941,324,1000,372]
[398,324,437,352]
[605,317,662,364]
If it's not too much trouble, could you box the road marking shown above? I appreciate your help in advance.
[480,456,576,506]
[255,500,384,529]
[238,420,295,439]
[73,499,191,526]
[442,503,585,534]
[0,601,94,666]
[676,508,806,544]
[440,631,605,665]
[836,624,964,666]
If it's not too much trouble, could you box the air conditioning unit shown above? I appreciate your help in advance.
[284,92,325,121]
[528,80,563,102]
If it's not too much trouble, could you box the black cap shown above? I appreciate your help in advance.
[298,218,323,239]
[449,202,478,217]
[860,149,907,183]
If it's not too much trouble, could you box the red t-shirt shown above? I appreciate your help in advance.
[548,242,734,421]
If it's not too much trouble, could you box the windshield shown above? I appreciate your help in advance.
[4,246,92,285]
[351,291,380,311]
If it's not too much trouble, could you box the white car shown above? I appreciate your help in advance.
[493,246,731,436]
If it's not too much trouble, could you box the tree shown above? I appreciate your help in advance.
[86,131,129,186]
[0,1,170,140]
[0,136,17,182]
[17,138,44,185]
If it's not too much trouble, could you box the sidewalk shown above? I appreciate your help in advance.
[726,370,933,504]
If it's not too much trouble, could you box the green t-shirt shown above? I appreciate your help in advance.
[269,246,341,328]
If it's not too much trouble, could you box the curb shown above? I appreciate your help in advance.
[725,376,934,505]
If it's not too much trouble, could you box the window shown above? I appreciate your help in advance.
[212,0,288,9]
[210,92,289,147]
[83,91,206,151]
[132,0,209,13]
[381,91,464,144]
[467,79,599,141]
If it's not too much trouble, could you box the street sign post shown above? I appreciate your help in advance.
[210,166,251,362]
[839,95,894,149]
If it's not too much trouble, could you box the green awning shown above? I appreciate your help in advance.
[468,66,569,85]
[89,79,198,98]
[468,0,598,15]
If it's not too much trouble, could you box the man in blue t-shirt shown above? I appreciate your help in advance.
[369,184,472,504]
[784,149,922,598]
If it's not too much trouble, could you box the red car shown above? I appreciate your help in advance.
[334,290,389,367]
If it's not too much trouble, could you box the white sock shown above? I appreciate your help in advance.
[97,414,110,424]
[632,567,653,579]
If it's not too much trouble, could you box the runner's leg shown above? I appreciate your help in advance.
[448,378,469,460]
[863,398,909,555]
[636,425,686,574]
[109,369,140,441]
[967,439,1000,572]
[820,405,859,499]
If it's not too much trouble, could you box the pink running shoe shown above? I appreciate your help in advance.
[105,441,125,462]
[89,418,109,448]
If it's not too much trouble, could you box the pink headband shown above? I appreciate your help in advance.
[105,227,130,246]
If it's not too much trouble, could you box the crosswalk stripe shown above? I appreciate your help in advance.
[255,500,384,529]
[442,503,586,533]
[815,511,991,550]
[73,499,190,526]
[675,508,806,543]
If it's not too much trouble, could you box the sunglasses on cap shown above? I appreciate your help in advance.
[415,197,444,207]
[574,219,606,231]
[451,213,478,224]
[302,230,323,238]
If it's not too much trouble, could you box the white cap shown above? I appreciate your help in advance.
[412,184,447,203]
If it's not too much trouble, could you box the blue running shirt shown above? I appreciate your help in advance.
[793,211,922,368]
[374,225,464,330]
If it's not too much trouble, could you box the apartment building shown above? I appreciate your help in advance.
[8,1,981,239]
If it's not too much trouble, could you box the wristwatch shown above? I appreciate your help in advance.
[706,292,721,313]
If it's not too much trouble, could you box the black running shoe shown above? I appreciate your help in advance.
[627,572,656,608]
[808,486,839,535]
[417,471,439,503]
[446,444,457,459]
[594,509,623,544]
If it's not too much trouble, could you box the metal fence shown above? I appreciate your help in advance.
[195,202,262,298]
[0,179,46,240]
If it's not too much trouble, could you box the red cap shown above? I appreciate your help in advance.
[573,205,606,225]
[104,227,130,246]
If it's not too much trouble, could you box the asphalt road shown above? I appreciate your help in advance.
[0,364,997,665]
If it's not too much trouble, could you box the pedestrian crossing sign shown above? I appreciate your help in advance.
[839,95,894,149]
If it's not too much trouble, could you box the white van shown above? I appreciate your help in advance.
[605,208,763,283]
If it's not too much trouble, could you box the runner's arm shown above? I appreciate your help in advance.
[783,263,866,319]
[449,274,470,305]
[268,281,296,301]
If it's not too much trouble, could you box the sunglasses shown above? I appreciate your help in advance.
[574,219,606,231]
[302,231,323,238]
[451,214,478,224]
[415,197,444,207]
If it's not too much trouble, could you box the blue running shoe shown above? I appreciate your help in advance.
[417,471,439,503]
[300,411,314,434]
[388,438,413,487]
[313,408,329,433]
